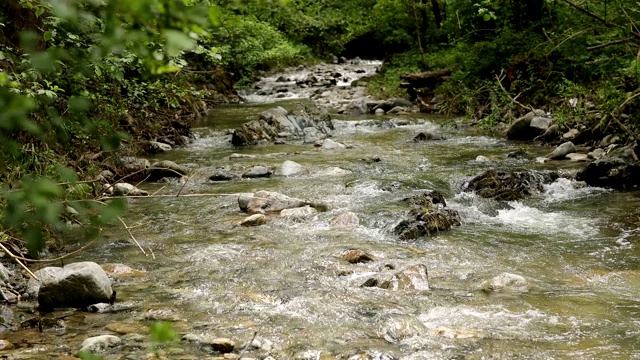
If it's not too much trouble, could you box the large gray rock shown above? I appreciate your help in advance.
[463,170,558,200]
[147,141,172,153]
[529,116,552,132]
[280,206,318,219]
[242,165,272,178]
[244,191,309,214]
[28,262,113,309]
[79,335,122,354]
[232,104,333,146]
[345,97,369,115]
[547,141,576,159]
[321,138,347,150]
[506,109,546,140]
[274,160,305,177]
[110,183,148,196]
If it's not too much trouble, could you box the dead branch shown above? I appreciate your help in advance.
[495,71,535,111]
[587,38,633,51]
[118,216,147,256]
[0,242,39,280]
[558,0,640,41]
[13,241,96,263]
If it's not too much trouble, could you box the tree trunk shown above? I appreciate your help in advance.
[430,0,442,29]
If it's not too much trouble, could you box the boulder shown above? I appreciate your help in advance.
[237,193,254,212]
[345,97,369,115]
[566,153,589,162]
[547,141,576,160]
[274,160,305,177]
[506,109,546,140]
[576,143,640,189]
[28,262,113,309]
[588,148,606,160]
[462,170,558,200]
[242,165,272,178]
[79,335,122,354]
[529,116,552,132]
[392,98,413,107]
[0,305,16,331]
[538,124,560,141]
[148,160,188,180]
[119,157,150,180]
[244,191,311,214]
[562,128,580,141]
[232,104,333,146]
[481,273,528,293]
[394,191,461,240]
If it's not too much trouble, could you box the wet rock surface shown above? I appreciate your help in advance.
[462,170,559,200]
[576,142,640,189]
[394,191,461,240]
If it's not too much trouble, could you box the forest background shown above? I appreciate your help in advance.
[1,0,639,253]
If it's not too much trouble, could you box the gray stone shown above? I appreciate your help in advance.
[238,193,254,212]
[229,153,257,159]
[274,160,305,177]
[244,191,309,214]
[209,169,237,181]
[529,116,552,131]
[475,155,492,162]
[345,97,369,115]
[242,165,272,178]
[386,106,406,114]
[588,148,606,160]
[239,214,267,227]
[374,108,385,115]
[29,261,113,309]
[392,98,413,107]
[111,183,148,196]
[79,335,122,354]
[566,153,589,162]
[506,109,546,140]
[547,141,576,159]
[562,128,581,140]
[147,141,172,153]
[481,273,528,293]
[321,138,347,150]
[183,334,235,353]
[0,262,11,283]
[539,124,560,141]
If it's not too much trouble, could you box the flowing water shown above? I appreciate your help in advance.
[4,62,640,359]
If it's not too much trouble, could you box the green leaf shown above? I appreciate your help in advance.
[164,30,196,57]
[55,164,78,182]
[98,198,126,225]
[208,6,221,26]
[483,13,491,21]
[35,7,45,18]
[150,322,178,345]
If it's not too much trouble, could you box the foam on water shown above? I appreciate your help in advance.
[543,177,609,204]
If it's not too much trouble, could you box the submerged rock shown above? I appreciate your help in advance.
[274,160,306,177]
[341,249,374,264]
[28,261,113,309]
[280,205,318,219]
[239,214,267,227]
[321,138,347,150]
[382,264,430,291]
[148,160,188,180]
[462,170,558,200]
[394,191,461,240]
[332,211,360,228]
[209,168,237,181]
[413,132,444,142]
[242,165,273,178]
[481,273,528,293]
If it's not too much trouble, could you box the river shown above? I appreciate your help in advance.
[3,60,640,359]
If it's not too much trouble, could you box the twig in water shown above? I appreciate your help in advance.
[0,242,39,280]
[13,241,96,263]
[238,331,258,359]
[118,216,148,256]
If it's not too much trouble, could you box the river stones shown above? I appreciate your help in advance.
[27,261,113,309]
[506,109,547,140]
[0,262,11,283]
[0,340,14,350]
[394,191,461,240]
[382,264,430,291]
[209,168,238,181]
[462,170,558,200]
[481,273,528,293]
[79,335,122,354]
[148,160,188,181]
[413,132,444,141]
[345,97,369,115]
[320,138,347,150]
[232,103,333,146]
[147,140,172,153]
[576,142,640,189]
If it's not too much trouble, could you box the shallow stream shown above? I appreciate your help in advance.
[3,61,640,359]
